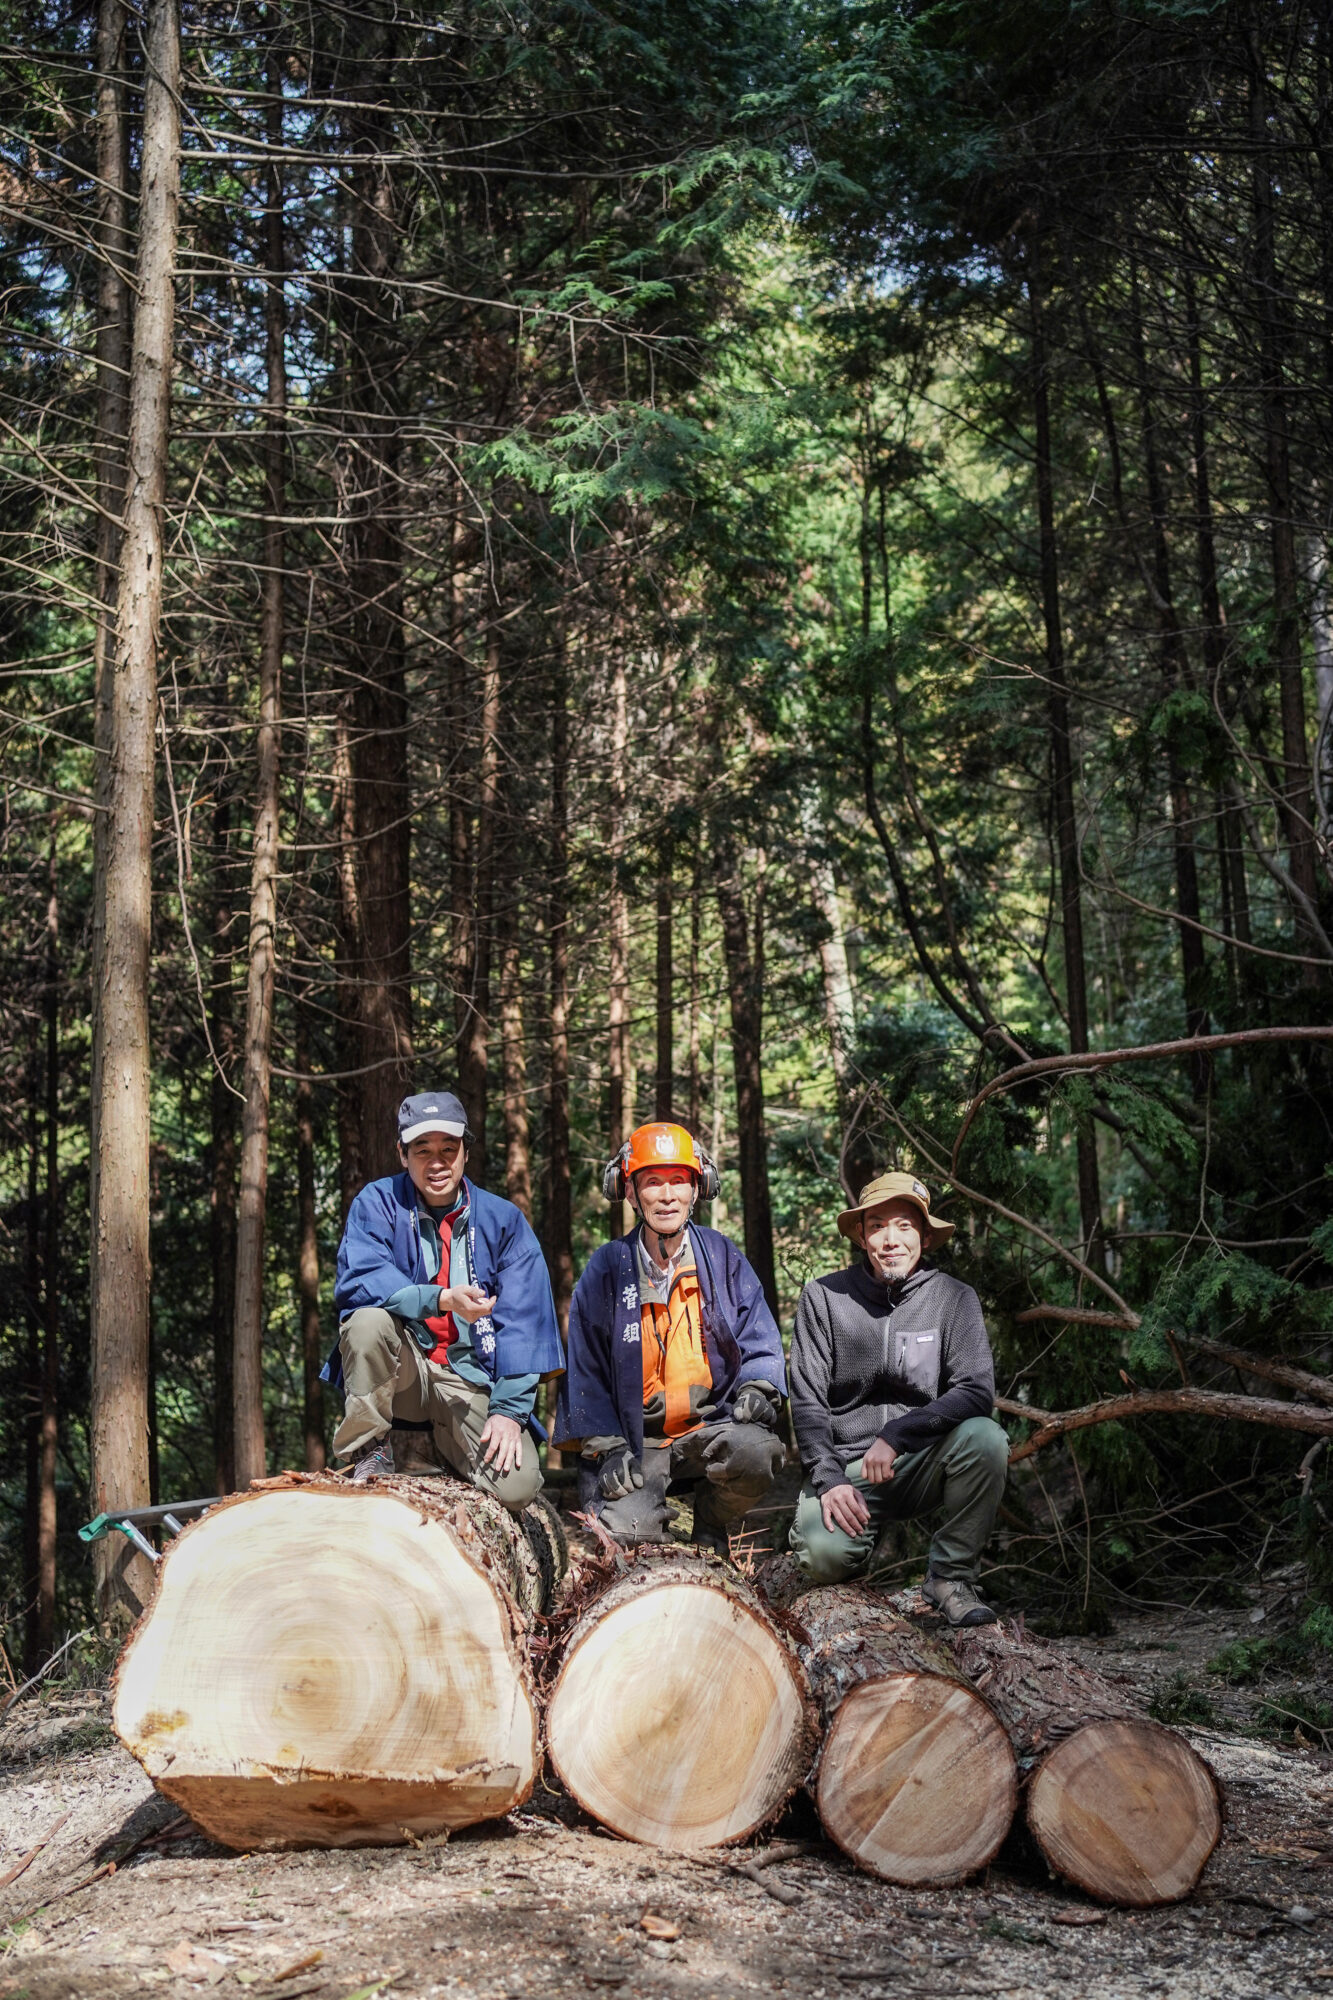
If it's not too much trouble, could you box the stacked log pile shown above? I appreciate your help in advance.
[114,1490,1221,1899]
[113,1472,566,1851]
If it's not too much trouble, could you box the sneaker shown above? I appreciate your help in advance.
[922,1573,998,1627]
[347,1436,395,1483]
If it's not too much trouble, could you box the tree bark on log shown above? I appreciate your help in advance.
[948,1620,1221,1905]
[545,1549,818,1851]
[789,1586,1016,1886]
[113,1473,565,1851]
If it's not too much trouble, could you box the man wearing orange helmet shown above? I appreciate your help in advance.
[555,1122,787,1555]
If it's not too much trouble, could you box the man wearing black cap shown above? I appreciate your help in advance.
[325,1091,564,1511]
[787,1171,1008,1625]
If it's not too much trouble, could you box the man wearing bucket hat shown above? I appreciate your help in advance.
[323,1089,564,1511]
[555,1120,787,1555]
[787,1170,1007,1625]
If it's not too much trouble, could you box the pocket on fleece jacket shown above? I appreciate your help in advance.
[896,1327,941,1399]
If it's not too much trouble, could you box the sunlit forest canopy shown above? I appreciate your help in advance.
[0,0,1330,1657]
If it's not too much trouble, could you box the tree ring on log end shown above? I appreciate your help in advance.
[547,1579,814,1849]
[113,1486,538,1850]
[816,1671,1016,1885]
[1026,1719,1221,1906]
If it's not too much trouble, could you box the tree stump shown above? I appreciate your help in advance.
[544,1549,818,1849]
[948,1622,1222,1905]
[789,1586,1016,1885]
[113,1472,565,1850]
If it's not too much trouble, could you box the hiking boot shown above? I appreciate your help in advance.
[392,1429,441,1476]
[346,1435,395,1483]
[922,1573,998,1627]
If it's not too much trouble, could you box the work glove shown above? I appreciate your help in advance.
[596,1442,645,1501]
[702,1423,785,1484]
[731,1380,782,1429]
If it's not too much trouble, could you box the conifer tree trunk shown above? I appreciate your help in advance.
[233,52,287,1490]
[209,793,238,1493]
[460,628,499,1182]
[341,95,412,1169]
[89,0,180,1626]
[23,1044,40,1669]
[1129,271,1209,1055]
[295,1002,325,1472]
[36,836,60,1658]
[655,856,673,1118]
[1250,69,1319,924]
[607,654,631,1236]
[1027,254,1102,1259]
[687,838,703,1135]
[332,716,365,1219]
[497,824,532,1219]
[546,631,574,1335]
[449,511,479,1130]
[714,829,777,1312]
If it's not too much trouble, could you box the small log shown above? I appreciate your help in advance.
[948,1621,1222,1905]
[545,1548,818,1850]
[789,1587,1016,1886]
[113,1472,564,1851]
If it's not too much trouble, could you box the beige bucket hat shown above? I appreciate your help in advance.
[836,1170,956,1245]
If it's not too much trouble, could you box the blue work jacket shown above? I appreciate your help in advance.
[325,1175,563,1412]
[554,1225,785,1455]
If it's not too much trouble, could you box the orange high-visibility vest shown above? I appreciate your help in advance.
[640,1258,713,1438]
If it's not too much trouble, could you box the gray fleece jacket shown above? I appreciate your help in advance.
[789,1261,996,1496]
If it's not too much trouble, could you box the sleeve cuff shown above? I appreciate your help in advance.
[487,1372,540,1421]
[384,1283,442,1321]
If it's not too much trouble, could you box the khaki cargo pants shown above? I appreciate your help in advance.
[333,1305,542,1514]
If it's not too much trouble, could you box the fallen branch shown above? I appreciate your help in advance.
[951,1025,1333,1175]
[1181,1335,1333,1409]
[1001,1387,1333,1463]
[0,1810,71,1890]
[713,1839,821,1906]
[1015,1305,1137,1329]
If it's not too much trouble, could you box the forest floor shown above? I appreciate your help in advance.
[1,1517,1331,2000]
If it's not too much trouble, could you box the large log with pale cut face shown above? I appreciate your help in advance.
[113,1473,564,1851]
[544,1548,819,1851]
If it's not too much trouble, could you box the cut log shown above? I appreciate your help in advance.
[791,1586,1017,1886]
[948,1621,1222,1905]
[113,1472,566,1851]
[545,1549,818,1850]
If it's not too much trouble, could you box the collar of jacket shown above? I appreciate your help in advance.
[849,1258,937,1312]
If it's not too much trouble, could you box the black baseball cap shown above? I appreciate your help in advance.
[397,1091,472,1146]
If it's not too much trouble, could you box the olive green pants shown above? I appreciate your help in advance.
[334,1306,542,1514]
[789,1416,1008,1584]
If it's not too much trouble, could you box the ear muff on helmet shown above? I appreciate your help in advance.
[601,1142,631,1205]
[602,1141,721,1206]
[692,1146,721,1203]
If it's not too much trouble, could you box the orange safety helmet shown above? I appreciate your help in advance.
[602,1122,721,1203]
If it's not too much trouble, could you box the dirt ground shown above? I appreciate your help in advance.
[2,1545,1331,2000]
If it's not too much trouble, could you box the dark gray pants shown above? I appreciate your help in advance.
[581,1421,780,1550]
